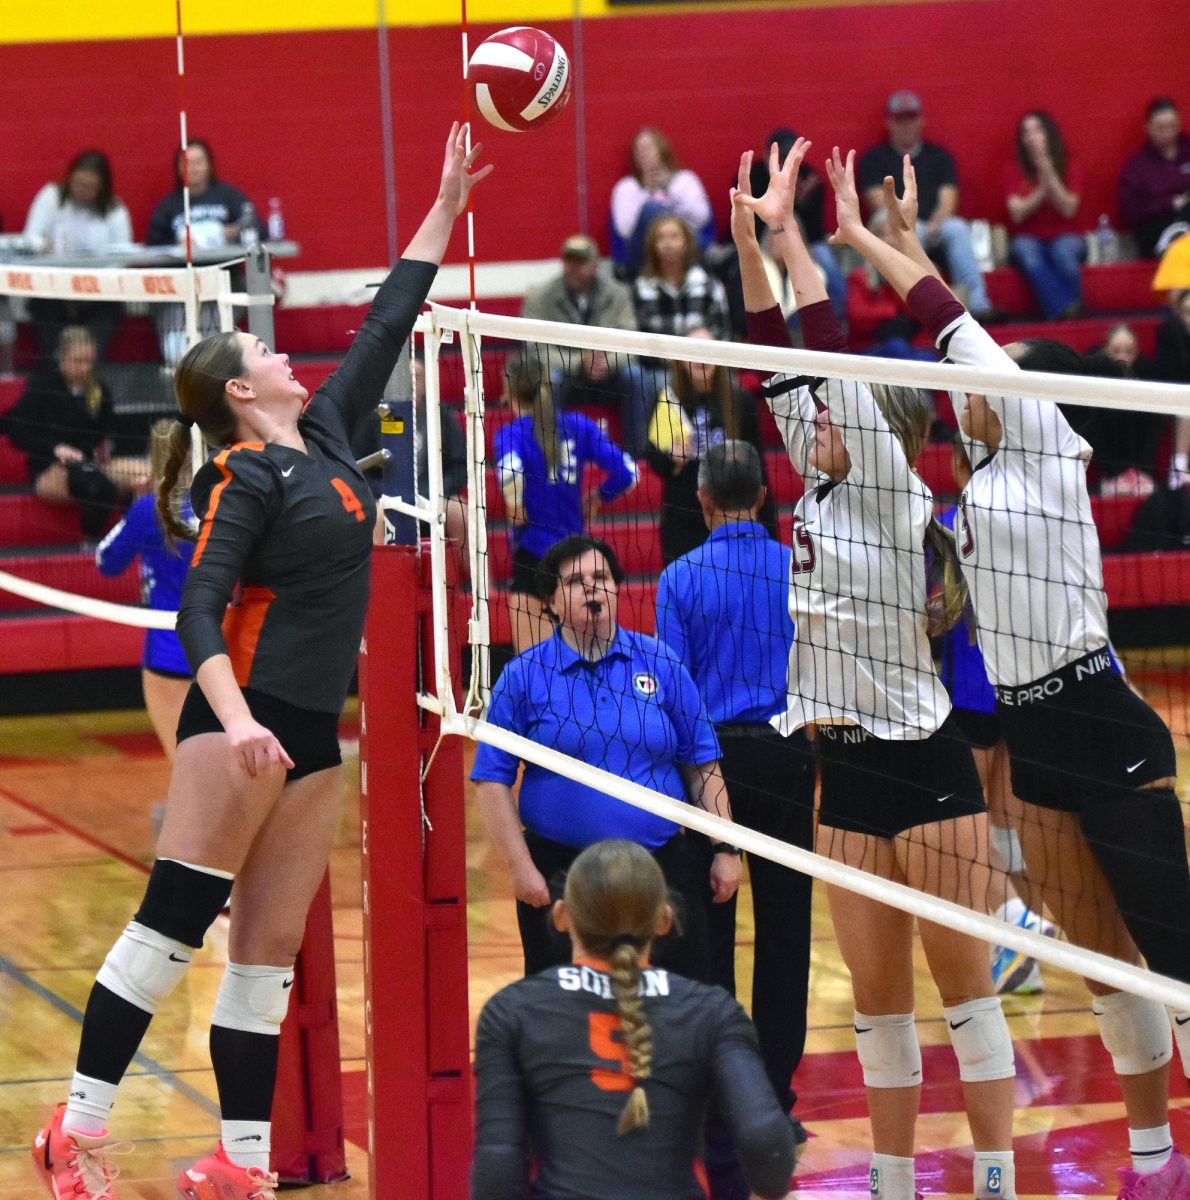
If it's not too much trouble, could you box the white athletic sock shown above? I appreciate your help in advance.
[222,1120,271,1171]
[974,1149,1015,1198]
[869,1153,915,1199]
[63,1073,117,1135]
[1170,1009,1190,1080]
[1130,1123,1173,1175]
[994,897,1029,927]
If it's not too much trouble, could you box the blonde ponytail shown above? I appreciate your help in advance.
[609,938,653,1135]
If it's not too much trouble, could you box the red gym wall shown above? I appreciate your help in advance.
[0,0,1183,276]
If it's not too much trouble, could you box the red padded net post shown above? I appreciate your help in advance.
[358,543,471,1200]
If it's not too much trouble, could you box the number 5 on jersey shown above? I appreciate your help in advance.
[792,520,816,574]
[330,477,366,523]
[587,1011,632,1092]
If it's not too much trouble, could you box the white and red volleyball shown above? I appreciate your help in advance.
[467,27,573,133]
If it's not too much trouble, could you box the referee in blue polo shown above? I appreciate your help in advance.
[655,439,814,1135]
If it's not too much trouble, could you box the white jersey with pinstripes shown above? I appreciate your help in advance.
[940,314,1109,687]
[762,373,951,740]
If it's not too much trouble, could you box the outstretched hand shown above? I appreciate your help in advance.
[825,147,863,246]
[882,154,919,242]
[436,122,493,217]
[736,136,813,233]
[729,151,759,249]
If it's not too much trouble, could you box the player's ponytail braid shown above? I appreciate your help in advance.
[562,840,670,1137]
[609,937,653,1134]
[158,332,243,544]
[869,382,969,634]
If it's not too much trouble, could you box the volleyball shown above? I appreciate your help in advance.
[467,27,573,133]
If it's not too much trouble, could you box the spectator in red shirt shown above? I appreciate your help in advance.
[1004,111,1085,319]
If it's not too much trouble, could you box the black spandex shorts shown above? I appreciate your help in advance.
[176,684,342,782]
[949,706,1000,749]
[509,545,544,597]
[995,647,1176,811]
[816,712,986,838]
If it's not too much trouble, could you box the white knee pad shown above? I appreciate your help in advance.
[989,824,1026,875]
[1092,991,1172,1076]
[854,1012,922,1089]
[96,920,195,1014]
[944,996,1015,1082]
[211,962,294,1036]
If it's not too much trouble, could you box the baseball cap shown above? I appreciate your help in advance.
[561,234,598,261]
[887,90,922,117]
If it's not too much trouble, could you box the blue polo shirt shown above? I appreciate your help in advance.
[655,521,794,725]
[471,628,721,850]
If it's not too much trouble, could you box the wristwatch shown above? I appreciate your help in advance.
[711,842,742,856]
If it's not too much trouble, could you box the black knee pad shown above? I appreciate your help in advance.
[134,858,233,948]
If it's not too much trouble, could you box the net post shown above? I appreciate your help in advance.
[360,544,471,1200]
[244,244,275,347]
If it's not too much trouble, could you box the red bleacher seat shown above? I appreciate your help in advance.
[763,451,805,507]
[989,314,1161,355]
[985,269,1039,318]
[0,438,27,487]
[1103,551,1190,609]
[916,442,956,499]
[0,612,143,674]
[0,552,138,612]
[0,494,82,547]
[1082,262,1159,314]
[1090,494,1146,550]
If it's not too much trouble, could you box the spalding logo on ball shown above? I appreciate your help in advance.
[468,27,573,133]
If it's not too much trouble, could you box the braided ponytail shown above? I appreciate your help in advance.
[609,939,653,1134]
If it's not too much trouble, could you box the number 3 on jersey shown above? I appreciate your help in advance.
[330,477,366,523]
[587,1011,632,1093]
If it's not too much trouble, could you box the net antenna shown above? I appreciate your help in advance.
[415,300,1190,1012]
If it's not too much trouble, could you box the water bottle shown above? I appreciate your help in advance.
[267,197,285,242]
[1095,214,1118,265]
[239,201,260,247]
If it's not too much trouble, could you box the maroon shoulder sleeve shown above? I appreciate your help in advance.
[797,300,848,354]
[745,306,794,349]
[905,277,966,343]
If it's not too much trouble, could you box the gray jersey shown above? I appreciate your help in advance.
[471,964,793,1200]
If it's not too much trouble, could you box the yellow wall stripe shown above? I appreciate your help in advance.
[0,0,930,46]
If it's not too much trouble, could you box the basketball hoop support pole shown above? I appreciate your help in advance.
[360,543,470,1200]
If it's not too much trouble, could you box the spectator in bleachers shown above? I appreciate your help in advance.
[633,215,729,342]
[646,326,775,565]
[146,139,265,365]
[751,128,846,318]
[1154,289,1190,488]
[1118,97,1190,259]
[23,150,133,361]
[495,354,636,653]
[3,326,147,543]
[1004,111,1086,319]
[1081,323,1162,497]
[521,234,652,455]
[95,419,193,764]
[859,90,994,319]
[611,127,712,277]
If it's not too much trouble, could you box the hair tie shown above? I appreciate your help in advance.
[611,934,643,951]
[179,414,195,428]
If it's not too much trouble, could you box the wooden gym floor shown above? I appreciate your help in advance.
[1,648,1188,1198]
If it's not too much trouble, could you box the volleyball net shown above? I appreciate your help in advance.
[412,302,1190,1014]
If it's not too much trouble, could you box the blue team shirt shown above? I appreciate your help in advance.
[655,522,795,725]
[96,494,193,675]
[937,506,995,714]
[495,412,637,558]
[471,628,721,850]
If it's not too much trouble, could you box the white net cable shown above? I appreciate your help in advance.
[419,302,1190,1013]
